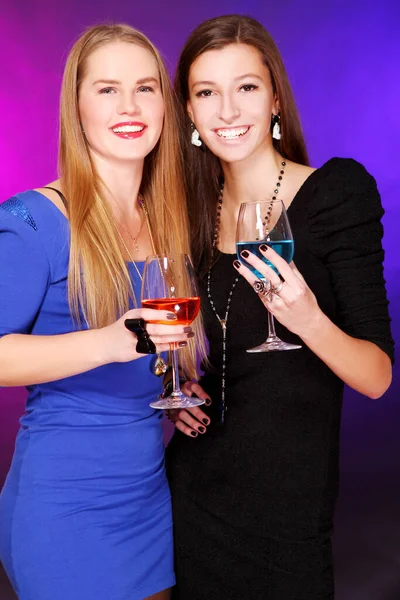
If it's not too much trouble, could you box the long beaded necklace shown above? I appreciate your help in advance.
[206,158,287,423]
[114,198,168,377]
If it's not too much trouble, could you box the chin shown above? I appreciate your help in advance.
[214,147,254,164]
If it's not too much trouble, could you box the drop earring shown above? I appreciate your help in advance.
[191,123,202,147]
[272,113,281,140]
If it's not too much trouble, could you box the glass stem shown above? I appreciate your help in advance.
[267,310,277,338]
[171,343,182,396]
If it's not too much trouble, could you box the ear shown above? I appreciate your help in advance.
[272,93,280,116]
[187,99,194,122]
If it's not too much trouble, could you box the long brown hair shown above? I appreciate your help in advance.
[175,14,309,274]
[59,23,203,377]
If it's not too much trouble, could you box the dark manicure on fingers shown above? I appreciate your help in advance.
[233,260,241,268]
[202,418,210,425]
[167,313,177,320]
[241,250,250,258]
[178,341,187,347]
[260,244,268,252]
[205,398,212,406]
[183,326,192,333]
[190,430,198,437]
[198,426,206,433]
[187,332,195,339]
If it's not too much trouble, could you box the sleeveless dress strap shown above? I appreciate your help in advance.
[42,186,68,208]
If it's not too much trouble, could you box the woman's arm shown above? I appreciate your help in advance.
[299,305,392,399]
[0,309,193,387]
[234,250,392,399]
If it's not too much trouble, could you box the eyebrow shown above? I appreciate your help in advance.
[92,76,159,86]
[191,73,263,88]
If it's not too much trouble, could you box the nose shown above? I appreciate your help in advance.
[217,93,240,124]
[117,92,140,116]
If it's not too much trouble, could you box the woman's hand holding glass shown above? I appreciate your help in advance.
[234,246,322,341]
[142,254,203,410]
[99,308,193,364]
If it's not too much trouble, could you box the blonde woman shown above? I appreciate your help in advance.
[0,24,198,600]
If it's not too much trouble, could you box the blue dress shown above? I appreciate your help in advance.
[0,190,174,600]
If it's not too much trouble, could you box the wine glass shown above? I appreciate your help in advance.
[141,253,204,409]
[236,199,302,353]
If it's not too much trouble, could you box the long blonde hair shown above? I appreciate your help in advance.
[59,23,204,377]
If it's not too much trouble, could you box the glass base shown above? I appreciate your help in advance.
[150,392,205,410]
[247,335,302,353]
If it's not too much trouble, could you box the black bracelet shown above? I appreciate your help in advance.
[161,376,188,398]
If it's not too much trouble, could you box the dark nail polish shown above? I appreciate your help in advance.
[233,260,241,268]
[178,341,187,347]
[187,332,195,339]
[202,418,210,425]
[183,326,192,333]
[198,426,206,433]
[241,250,249,258]
[260,244,268,252]
[205,398,212,406]
[190,430,198,437]
[167,313,177,320]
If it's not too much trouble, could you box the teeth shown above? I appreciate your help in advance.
[112,125,144,133]
[216,126,249,139]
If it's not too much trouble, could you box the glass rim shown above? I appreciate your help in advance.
[143,253,191,260]
[239,199,284,206]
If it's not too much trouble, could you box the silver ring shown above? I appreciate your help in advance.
[271,281,284,296]
[253,280,270,296]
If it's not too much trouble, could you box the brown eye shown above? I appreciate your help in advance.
[240,84,258,92]
[196,89,213,98]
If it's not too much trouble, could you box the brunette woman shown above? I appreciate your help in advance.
[167,14,394,599]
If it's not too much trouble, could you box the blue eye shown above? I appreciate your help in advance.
[196,89,213,98]
[240,84,258,92]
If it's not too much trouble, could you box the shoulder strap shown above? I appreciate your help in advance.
[42,186,68,208]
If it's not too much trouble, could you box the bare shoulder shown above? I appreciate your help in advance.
[290,162,316,183]
[285,162,316,207]
[34,180,68,218]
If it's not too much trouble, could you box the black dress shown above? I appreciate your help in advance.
[166,158,394,600]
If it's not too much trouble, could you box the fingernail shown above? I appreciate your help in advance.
[186,332,195,339]
[205,398,212,406]
[241,250,249,258]
[260,244,268,252]
[233,260,241,268]
[178,341,187,347]
[198,426,206,433]
[202,418,210,425]
[190,430,198,437]
[183,326,192,333]
[167,313,177,320]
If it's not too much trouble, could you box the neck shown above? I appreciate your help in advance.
[92,153,145,219]
[221,145,283,209]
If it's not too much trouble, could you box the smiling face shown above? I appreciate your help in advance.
[78,41,165,165]
[187,43,278,164]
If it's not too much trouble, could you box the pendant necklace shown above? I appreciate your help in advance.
[206,158,287,422]
[114,199,168,377]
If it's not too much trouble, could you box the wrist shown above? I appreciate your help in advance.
[90,326,114,366]
[297,308,331,344]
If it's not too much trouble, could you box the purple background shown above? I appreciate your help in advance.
[0,0,399,597]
